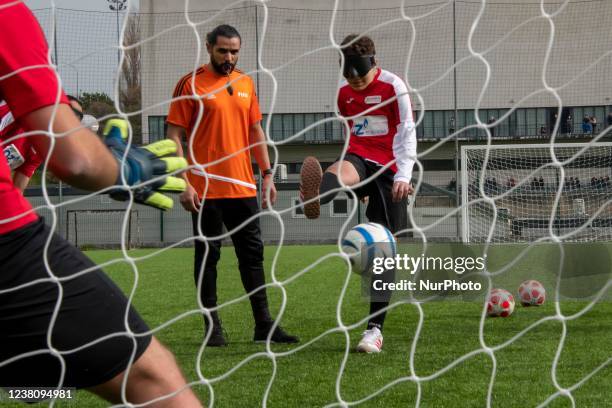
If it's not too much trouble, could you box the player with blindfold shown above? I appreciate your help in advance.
[299,34,417,353]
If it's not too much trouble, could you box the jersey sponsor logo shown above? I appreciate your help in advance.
[238,91,249,98]
[3,143,25,170]
[364,95,382,105]
[0,110,15,132]
[352,115,389,137]
[346,97,354,104]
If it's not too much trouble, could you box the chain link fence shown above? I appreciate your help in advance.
[23,2,612,246]
[26,180,458,248]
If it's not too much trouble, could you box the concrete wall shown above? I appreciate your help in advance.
[139,0,612,141]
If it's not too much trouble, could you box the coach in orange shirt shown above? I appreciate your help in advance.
[167,24,298,347]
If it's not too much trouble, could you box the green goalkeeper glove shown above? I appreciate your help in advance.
[104,119,187,210]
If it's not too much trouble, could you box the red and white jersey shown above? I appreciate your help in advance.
[0,0,68,235]
[1,101,43,178]
[338,68,417,183]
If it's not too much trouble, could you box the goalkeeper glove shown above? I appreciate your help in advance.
[104,119,187,210]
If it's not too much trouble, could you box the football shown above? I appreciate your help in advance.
[518,280,546,306]
[341,222,396,275]
[487,288,515,317]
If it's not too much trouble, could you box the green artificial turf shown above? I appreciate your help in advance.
[3,244,610,407]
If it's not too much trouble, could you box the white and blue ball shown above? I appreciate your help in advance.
[342,222,396,274]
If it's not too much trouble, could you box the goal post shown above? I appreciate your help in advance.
[461,143,612,243]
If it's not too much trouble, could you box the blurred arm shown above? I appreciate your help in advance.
[12,171,30,192]
[167,124,189,181]
[167,123,200,212]
[249,121,271,172]
[249,121,276,207]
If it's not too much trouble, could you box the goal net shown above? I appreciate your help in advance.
[6,0,612,406]
[461,143,612,243]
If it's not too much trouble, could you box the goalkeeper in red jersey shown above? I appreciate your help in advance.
[300,34,417,353]
[0,1,201,406]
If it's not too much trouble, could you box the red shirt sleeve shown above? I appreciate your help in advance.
[0,1,68,120]
[16,138,43,178]
[337,88,346,117]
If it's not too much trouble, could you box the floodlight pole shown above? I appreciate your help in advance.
[64,63,79,97]
[108,0,127,66]
[52,11,65,228]
[52,18,59,67]
[453,0,460,240]
[115,6,120,64]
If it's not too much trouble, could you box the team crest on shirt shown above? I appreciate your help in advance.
[352,115,388,137]
[3,144,25,170]
[364,95,382,104]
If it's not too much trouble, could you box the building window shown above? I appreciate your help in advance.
[148,116,167,142]
[330,198,349,217]
[292,197,305,218]
[294,114,305,142]
[271,114,283,141]
[283,114,294,138]
[261,112,343,143]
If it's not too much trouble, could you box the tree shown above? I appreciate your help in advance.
[80,92,117,132]
[41,92,115,185]
[79,13,141,143]
[120,14,142,144]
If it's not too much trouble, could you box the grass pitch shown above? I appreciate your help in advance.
[5,244,611,407]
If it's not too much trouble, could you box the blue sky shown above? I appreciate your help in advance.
[23,0,140,97]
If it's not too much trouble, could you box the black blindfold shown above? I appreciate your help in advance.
[342,55,375,78]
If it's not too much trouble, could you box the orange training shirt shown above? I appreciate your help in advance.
[167,65,262,199]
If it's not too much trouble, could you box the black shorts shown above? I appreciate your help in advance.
[341,153,409,235]
[0,218,151,388]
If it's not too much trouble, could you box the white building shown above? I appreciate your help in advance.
[139,0,612,161]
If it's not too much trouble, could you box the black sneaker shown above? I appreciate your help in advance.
[254,322,299,344]
[204,316,227,347]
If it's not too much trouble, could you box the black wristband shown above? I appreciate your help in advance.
[262,168,273,176]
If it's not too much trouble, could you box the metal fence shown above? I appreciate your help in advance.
[25,182,458,248]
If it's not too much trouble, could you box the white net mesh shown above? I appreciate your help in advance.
[3,0,611,406]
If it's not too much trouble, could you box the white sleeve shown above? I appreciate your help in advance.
[391,78,417,184]
[0,105,15,133]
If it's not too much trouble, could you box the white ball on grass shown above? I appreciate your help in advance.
[341,222,396,275]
